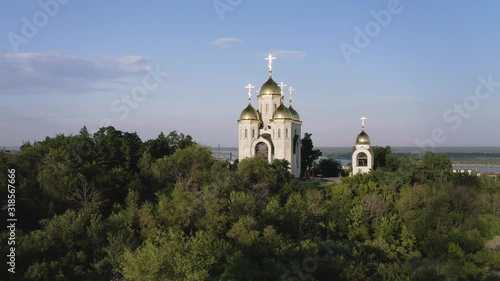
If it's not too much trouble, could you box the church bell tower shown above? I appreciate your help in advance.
[352,116,374,175]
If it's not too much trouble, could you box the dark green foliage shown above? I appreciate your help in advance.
[373,145,398,171]
[19,209,107,281]
[301,132,322,177]
[2,130,500,281]
[94,126,143,172]
[143,131,195,161]
[317,158,343,177]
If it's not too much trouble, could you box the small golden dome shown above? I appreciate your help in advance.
[273,103,293,120]
[356,130,370,145]
[288,105,300,121]
[259,77,281,96]
[239,103,259,121]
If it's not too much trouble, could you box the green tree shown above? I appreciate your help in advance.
[414,151,452,184]
[301,133,322,178]
[93,126,125,169]
[121,230,229,281]
[19,209,107,281]
[237,157,277,188]
[373,146,398,170]
[152,144,215,192]
[318,158,343,177]
[142,131,195,161]
[121,132,143,173]
[36,148,77,200]
[8,127,500,281]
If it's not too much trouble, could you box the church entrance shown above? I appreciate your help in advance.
[255,142,269,159]
[357,152,368,166]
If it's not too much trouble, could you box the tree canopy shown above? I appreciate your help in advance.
[1,128,499,281]
[301,132,322,177]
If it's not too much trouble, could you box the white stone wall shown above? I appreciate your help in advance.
[238,119,260,160]
[352,145,373,175]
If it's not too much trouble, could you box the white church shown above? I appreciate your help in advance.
[237,55,302,177]
[237,55,373,177]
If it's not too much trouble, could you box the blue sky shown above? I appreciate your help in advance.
[1,0,499,147]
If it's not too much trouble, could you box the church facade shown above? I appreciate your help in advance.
[237,55,302,177]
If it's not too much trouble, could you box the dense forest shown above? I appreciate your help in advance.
[1,126,500,280]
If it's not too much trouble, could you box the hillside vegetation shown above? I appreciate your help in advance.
[1,126,500,281]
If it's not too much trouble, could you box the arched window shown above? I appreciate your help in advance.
[252,129,255,138]
[278,129,281,138]
[275,103,277,109]
[245,129,248,138]
[285,128,288,138]
[266,104,269,114]
[357,152,368,167]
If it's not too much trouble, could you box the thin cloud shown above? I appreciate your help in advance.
[0,51,153,95]
[210,37,242,46]
[268,50,307,58]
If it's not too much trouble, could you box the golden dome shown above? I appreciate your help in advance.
[259,77,281,96]
[288,105,300,121]
[239,103,259,121]
[356,130,370,145]
[273,103,293,120]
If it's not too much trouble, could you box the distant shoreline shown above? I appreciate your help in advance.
[452,163,500,168]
